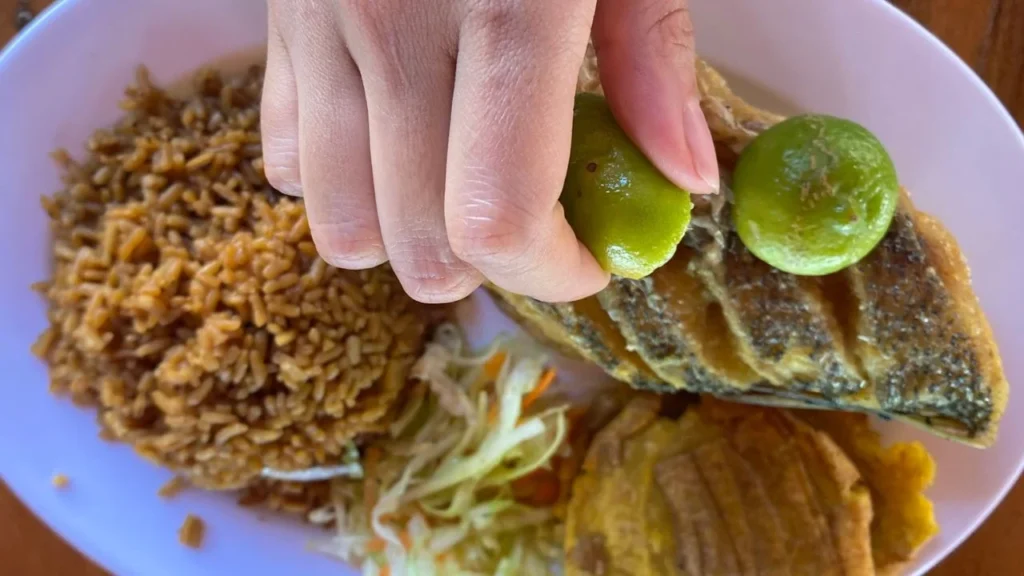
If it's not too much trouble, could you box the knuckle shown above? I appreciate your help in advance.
[339,2,392,49]
[448,212,535,275]
[447,175,540,272]
[462,0,560,55]
[337,0,384,25]
[387,240,480,303]
[446,175,536,264]
[645,3,694,52]
[341,2,438,103]
[463,0,588,33]
[277,0,337,40]
[464,0,526,34]
[461,0,588,97]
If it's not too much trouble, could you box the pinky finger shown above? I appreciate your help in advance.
[261,12,302,197]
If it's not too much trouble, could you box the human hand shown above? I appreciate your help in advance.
[261,0,718,304]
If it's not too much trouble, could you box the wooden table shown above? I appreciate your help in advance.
[2,0,1022,574]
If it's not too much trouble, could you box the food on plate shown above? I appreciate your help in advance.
[561,93,693,279]
[732,114,900,276]
[158,476,189,499]
[310,327,595,575]
[489,289,667,392]
[240,476,337,517]
[32,66,435,491]
[494,49,1008,447]
[178,514,206,549]
[565,396,937,576]
[841,200,1004,443]
[26,48,953,576]
[796,409,939,572]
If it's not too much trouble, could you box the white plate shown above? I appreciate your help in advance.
[0,1,1021,575]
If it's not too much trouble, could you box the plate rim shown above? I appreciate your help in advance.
[0,0,1021,575]
[856,2,1024,573]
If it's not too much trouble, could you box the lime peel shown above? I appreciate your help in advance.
[733,114,899,276]
[561,93,693,280]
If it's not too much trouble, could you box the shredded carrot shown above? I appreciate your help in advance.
[481,351,507,381]
[366,530,411,555]
[521,368,556,411]
[483,352,509,426]
[380,565,391,576]
[490,368,558,424]
[367,537,387,554]
[414,502,432,521]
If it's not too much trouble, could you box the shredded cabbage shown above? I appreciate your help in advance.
[262,442,363,482]
[311,325,569,575]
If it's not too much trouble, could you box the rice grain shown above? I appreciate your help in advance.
[34,66,434,493]
[178,514,205,549]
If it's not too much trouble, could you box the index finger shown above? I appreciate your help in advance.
[444,1,609,302]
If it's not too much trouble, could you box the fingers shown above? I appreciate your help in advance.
[444,2,609,303]
[273,2,387,268]
[593,0,719,194]
[261,10,301,196]
[341,5,482,303]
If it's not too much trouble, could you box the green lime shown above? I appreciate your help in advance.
[561,93,693,280]
[732,114,899,276]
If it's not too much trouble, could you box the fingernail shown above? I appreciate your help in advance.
[271,179,303,197]
[682,100,720,194]
[323,251,387,270]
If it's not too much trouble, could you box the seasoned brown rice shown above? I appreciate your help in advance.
[158,476,189,499]
[32,66,434,495]
[178,514,206,548]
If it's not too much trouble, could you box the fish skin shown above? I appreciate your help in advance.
[597,269,761,397]
[693,232,868,398]
[486,285,668,392]
[844,198,1005,443]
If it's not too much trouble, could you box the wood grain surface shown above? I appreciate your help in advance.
[1,0,1022,574]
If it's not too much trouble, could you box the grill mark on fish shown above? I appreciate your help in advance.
[568,297,672,392]
[697,234,867,398]
[486,285,665,391]
[598,273,756,396]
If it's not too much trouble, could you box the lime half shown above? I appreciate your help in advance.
[561,93,693,280]
[732,114,899,276]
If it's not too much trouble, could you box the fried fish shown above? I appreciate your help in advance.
[489,288,667,391]
[491,48,1008,447]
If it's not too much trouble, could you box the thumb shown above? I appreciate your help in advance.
[592,0,719,195]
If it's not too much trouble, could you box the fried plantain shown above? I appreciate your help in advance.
[566,397,938,576]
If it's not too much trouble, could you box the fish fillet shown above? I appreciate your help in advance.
[493,47,1009,447]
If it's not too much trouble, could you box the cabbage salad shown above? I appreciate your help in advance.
[311,325,573,575]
